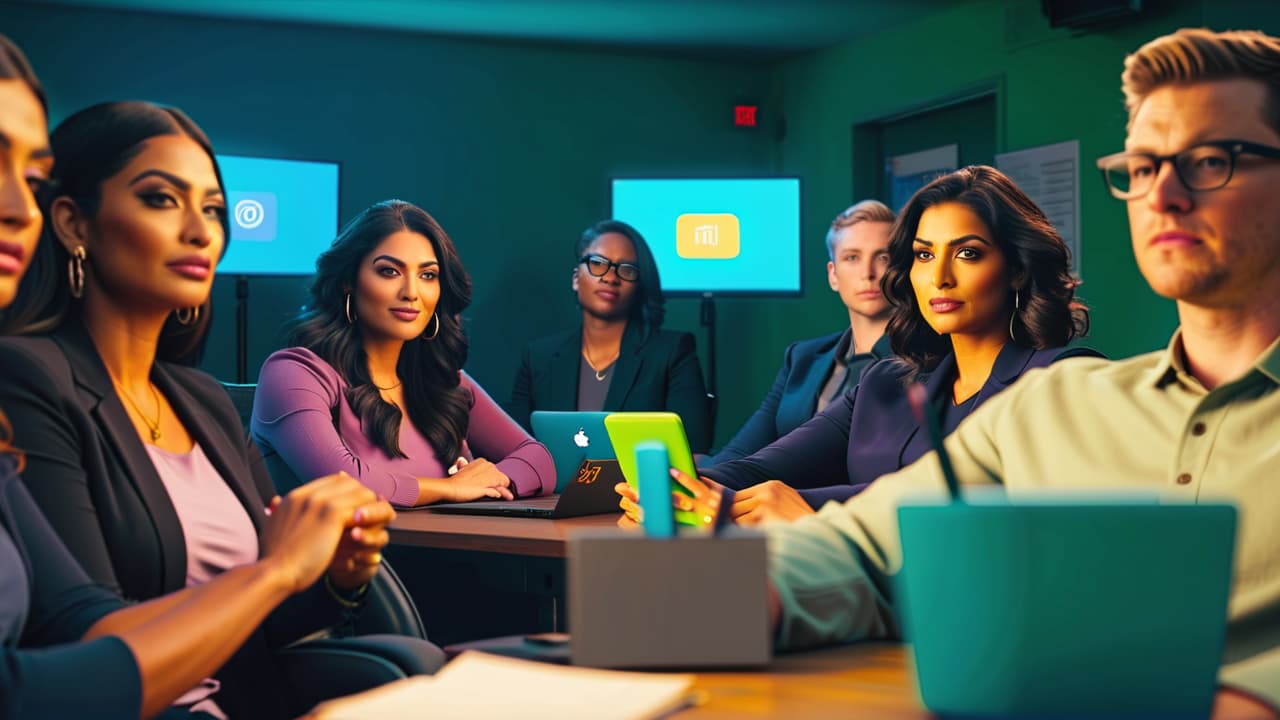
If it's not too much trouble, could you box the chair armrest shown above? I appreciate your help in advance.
[276,634,445,716]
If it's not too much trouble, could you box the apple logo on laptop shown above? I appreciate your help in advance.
[573,428,590,448]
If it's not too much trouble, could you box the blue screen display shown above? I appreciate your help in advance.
[611,178,801,295]
[215,155,339,276]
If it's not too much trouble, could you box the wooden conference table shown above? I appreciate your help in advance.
[386,510,621,642]
[388,508,618,556]
[680,643,925,718]
[391,513,929,715]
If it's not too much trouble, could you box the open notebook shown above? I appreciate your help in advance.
[310,651,698,719]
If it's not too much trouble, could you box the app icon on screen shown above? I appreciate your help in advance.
[676,213,740,259]
[229,191,277,243]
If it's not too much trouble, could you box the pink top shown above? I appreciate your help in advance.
[144,442,259,587]
[145,442,257,719]
[251,347,555,507]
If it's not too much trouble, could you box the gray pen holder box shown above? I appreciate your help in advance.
[567,528,772,669]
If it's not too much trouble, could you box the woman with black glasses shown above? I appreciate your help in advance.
[507,220,712,453]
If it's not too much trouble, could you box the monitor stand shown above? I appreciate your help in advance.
[234,276,249,383]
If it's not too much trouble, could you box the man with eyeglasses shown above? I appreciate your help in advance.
[756,28,1280,717]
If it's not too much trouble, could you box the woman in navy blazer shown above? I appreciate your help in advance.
[619,166,1099,526]
[508,220,712,453]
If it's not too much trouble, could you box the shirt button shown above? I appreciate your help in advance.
[1176,473,1192,485]
[1191,422,1206,436]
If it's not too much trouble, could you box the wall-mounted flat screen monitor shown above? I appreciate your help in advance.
[215,155,339,276]
[611,177,801,296]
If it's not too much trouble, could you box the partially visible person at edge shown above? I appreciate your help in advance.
[619,165,1099,527]
[507,220,713,454]
[0,98,408,718]
[702,200,895,465]
[0,36,400,719]
[252,199,555,507]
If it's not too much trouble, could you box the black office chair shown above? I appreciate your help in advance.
[221,381,430,638]
[219,382,442,714]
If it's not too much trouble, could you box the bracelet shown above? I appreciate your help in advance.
[323,574,370,610]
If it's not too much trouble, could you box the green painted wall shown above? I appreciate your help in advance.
[769,0,1280,384]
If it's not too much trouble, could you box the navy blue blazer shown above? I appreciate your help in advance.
[701,342,1105,506]
[507,322,713,453]
[708,330,891,464]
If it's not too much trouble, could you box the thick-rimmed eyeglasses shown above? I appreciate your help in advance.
[1095,139,1280,200]
[579,254,640,282]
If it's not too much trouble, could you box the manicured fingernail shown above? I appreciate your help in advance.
[669,468,679,478]
[350,527,363,541]
[353,509,364,524]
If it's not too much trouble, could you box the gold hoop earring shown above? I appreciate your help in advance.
[423,312,440,340]
[175,305,201,326]
[345,293,356,324]
[1008,290,1021,342]
[68,246,87,299]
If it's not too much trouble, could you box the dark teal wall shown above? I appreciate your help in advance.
[0,2,778,446]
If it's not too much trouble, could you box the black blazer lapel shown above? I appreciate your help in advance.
[153,365,266,536]
[604,322,644,410]
[53,326,188,593]
[794,330,848,417]
[547,328,584,410]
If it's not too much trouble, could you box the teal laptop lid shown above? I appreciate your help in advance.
[531,411,615,493]
[896,496,1236,717]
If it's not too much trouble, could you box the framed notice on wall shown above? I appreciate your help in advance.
[887,144,958,211]
[996,140,1081,275]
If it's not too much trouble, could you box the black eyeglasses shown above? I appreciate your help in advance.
[1095,139,1280,200]
[579,254,640,282]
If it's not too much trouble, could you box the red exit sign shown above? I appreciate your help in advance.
[734,105,758,127]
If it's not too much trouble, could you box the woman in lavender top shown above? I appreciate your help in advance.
[253,200,554,507]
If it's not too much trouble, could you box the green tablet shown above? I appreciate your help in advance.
[603,412,701,527]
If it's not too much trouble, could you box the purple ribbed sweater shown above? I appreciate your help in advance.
[251,347,554,507]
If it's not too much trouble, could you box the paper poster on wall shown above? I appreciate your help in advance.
[888,144,958,210]
[995,140,1081,275]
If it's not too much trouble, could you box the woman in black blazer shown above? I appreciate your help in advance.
[0,99,404,719]
[508,220,712,453]
[0,38,399,719]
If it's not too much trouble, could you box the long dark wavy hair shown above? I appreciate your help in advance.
[0,101,226,365]
[0,33,44,468]
[576,220,665,340]
[289,200,472,465]
[883,165,1089,373]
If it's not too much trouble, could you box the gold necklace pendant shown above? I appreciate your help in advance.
[582,346,617,383]
[113,378,163,442]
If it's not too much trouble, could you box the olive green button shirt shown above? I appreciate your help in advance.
[767,330,1280,707]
